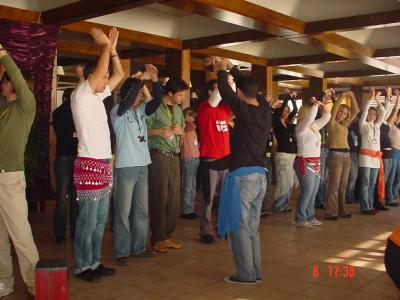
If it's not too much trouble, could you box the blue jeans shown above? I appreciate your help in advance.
[345,152,359,202]
[359,167,379,211]
[181,158,200,214]
[315,148,328,206]
[53,156,78,240]
[384,158,397,204]
[113,166,148,258]
[273,190,293,212]
[74,195,109,273]
[261,157,273,211]
[294,160,320,222]
[392,158,400,201]
[229,173,267,282]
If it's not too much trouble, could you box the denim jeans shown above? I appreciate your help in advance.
[181,158,200,214]
[294,160,320,223]
[53,156,78,240]
[74,195,109,274]
[113,166,148,258]
[383,158,396,204]
[229,173,267,282]
[273,190,292,212]
[392,158,400,201]
[315,148,329,206]
[359,167,379,211]
[345,152,359,202]
[261,157,273,212]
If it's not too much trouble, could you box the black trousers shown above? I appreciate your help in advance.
[384,239,400,289]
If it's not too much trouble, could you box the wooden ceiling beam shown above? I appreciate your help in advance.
[63,21,182,49]
[0,5,40,23]
[119,48,164,59]
[278,66,324,78]
[268,53,343,66]
[165,0,305,36]
[183,30,274,50]
[192,47,268,66]
[327,77,364,87]
[363,76,400,86]
[325,69,391,78]
[42,0,163,25]
[279,80,309,88]
[134,56,207,71]
[305,9,400,34]
[57,40,102,57]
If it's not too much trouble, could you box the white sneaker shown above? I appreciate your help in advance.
[308,219,323,226]
[0,282,14,298]
[296,221,313,228]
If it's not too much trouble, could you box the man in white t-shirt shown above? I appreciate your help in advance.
[71,27,124,282]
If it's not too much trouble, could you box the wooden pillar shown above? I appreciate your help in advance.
[251,65,278,99]
[120,59,131,86]
[165,49,191,108]
[308,77,328,103]
[351,85,364,108]
[206,71,217,81]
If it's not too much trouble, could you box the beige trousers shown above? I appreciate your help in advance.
[0,171,39,290]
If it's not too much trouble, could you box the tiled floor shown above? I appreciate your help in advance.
[4,196,400,300]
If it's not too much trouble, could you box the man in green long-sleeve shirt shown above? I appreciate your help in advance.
[0,44,39,298]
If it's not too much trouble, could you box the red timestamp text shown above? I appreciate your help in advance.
[312,264,356,278]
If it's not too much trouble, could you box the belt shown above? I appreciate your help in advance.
[151,149,179,158]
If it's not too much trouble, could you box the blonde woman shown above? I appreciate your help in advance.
[325,92,359,220]
[294,98,331,228]
[358,88,386,215]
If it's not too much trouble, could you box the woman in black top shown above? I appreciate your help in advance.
[272,92,298,213]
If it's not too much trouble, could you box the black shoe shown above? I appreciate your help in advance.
[200,234,216,244]
[324,216,338,221]
[181,213,198,219]
[386,202,400,207]
[93,264,116,276]
[315,204,325,209]
[76,269,101,282]
[224,275,256,285]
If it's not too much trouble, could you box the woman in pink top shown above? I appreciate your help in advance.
[180,108,200,219]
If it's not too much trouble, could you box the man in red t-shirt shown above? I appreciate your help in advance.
[196,79,233,243]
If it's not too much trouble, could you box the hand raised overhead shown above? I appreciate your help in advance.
[90,27,110,46]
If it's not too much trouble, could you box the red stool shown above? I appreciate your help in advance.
[35,259,68,300]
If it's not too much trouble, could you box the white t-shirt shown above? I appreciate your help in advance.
[296,105,331,158]
[71,80,112,159]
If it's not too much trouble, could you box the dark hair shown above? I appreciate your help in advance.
[83,63,96,80]
[235,75,258,98]
[165,76,189,94]
[182,107,195,118]
[130,64,145,76]
[200,79,217,100]
[62,88,74,103]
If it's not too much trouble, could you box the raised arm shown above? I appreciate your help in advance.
[144,65,162,116]
[107,28,125,91]
[375,91,386,126]
[0,45,35,114]
[387,89,400,126]
[360,88,374,127]
[343,92,360,126]
[216,58,240,114]
[87,27,112,91]
[328,92,344,125]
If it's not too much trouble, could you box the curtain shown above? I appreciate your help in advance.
[0,18,60,206]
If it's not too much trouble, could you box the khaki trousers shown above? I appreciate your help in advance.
[0,171,39,290]
[325,152,351,217]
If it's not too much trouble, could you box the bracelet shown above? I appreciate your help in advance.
[110,54,118,58]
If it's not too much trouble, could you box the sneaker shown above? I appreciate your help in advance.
[165,239,183,249]
[386,202,399,207]
[260,209,270,218]
[200,234,216,244]
[279,207,292,213]
[132,249,156,258]
[76,269,101,282]
[296,221,313,228]
[93,264,116,276]
[0,282,14,297]
[224,275,256,285]
[153,241,168,253]
[256,278,262,283]
[116,256,131,266]
[308,219,323,226]
[325,216,338,221]
[181,213,198,219]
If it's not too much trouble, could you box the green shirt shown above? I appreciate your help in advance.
[146,100,185,153]
[0,55,36,171]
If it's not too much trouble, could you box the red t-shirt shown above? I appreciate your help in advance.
[196,101,231,159]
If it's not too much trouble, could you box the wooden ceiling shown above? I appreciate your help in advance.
[1,0,400,90]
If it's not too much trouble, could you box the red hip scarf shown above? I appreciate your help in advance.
[359,148,384,203]
[73,156,113,201]
[296,157,320,176]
